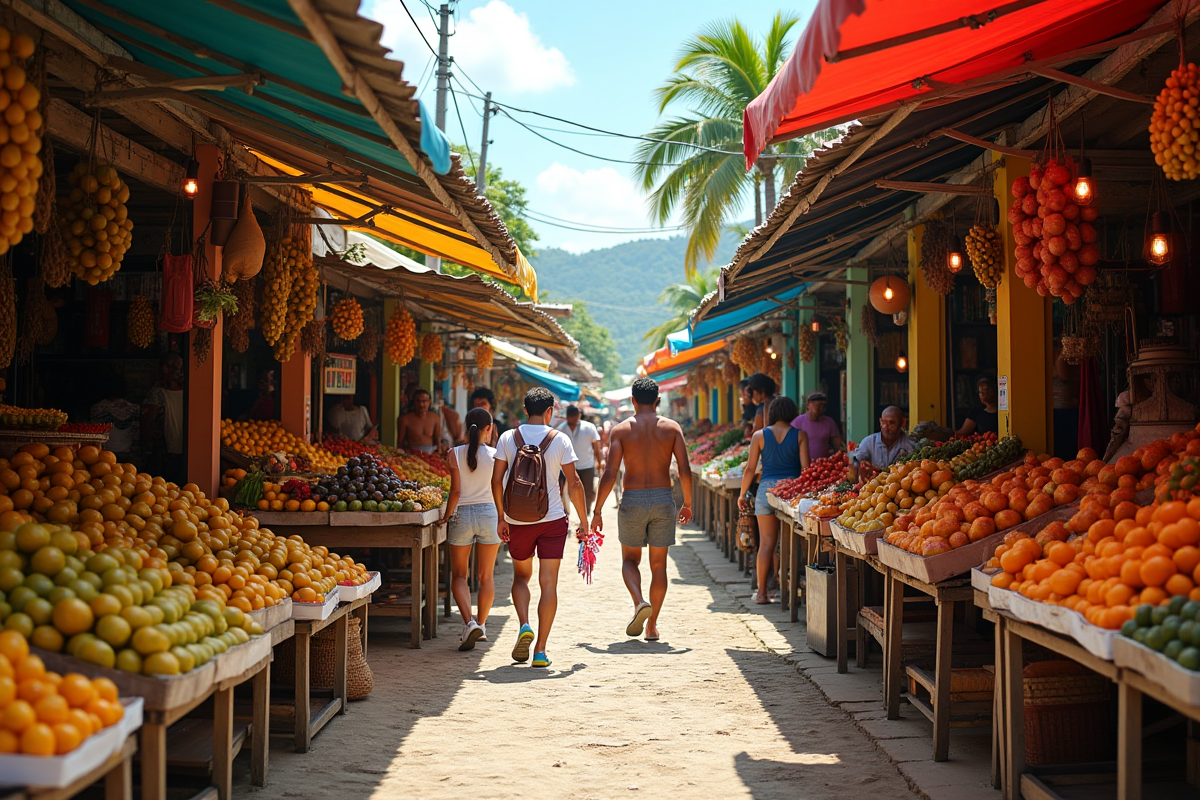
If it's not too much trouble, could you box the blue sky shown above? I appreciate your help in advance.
[361,1,819,254]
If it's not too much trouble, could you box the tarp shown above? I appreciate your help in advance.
[483,337,552,370]
[644,340,727,376]
[744,0,1164,165]
[687,284,810,345]
[514,363,582,402]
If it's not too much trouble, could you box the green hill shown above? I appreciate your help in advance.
[531,233,740,372]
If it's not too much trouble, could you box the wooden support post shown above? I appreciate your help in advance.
[1002,625,1025,800]
[105,739,133,800]
[885,572,904,719]
[251,663,270,787]
[992,151,1052,454]
[836,549,849,674]
[1117,680,1143,800]
[333,611,349,715]
[141,720,167,800]
[187,143,222,497]
[410,539,423,647]
[381,300,402,446]
[907,224,946,427]
[213,686,233,800]
[933,598,954,761]
[845,266,874,442]
[991,617,1006,791]
[789,524,801,623]
[280,352,313,441]
[294,625,311,752]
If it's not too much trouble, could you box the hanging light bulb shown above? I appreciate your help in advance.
[182,159,200,199]
[811,319,821,332]
[883,278,895,302]
[896,351,909,372]
[1147,211,1172,266]
[1073,156,1095,205]
[948,235,964,273]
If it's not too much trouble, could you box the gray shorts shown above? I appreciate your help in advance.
[447,503,501,546]
[617,488,676,548]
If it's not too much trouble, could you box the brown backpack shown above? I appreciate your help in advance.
[503,429,557,522]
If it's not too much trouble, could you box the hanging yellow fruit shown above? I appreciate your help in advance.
[127,294,155,348]
[384,305,416,366]
[475,340,494,371]
[420,332,443,363]
[61,162,132,285]
[1151,61,1200,180]
[330,297,364,341]
[798,326,816,363]
[260,232,293,347]
[965,224,1003,289]
[0,29,43,258]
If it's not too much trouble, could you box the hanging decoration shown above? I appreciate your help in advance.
[222,194,266,282]
[261,218,295,346]
[385,304,417,366]
[475,339,494,371]
[722,358,740,383]
[919,219,955,295]
[127,294,156,349]
[226,276,256,354]
[868,274,909,315]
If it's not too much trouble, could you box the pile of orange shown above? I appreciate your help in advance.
[988,498,1200,630]
[837,459,957,533]
[255,481,329,513]
[218,420,343,472]
[0,631,124,756]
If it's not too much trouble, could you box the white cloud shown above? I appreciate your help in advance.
[532,162,675,253]
[364,0,574,95]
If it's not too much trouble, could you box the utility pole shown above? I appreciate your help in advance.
[429,2,452,272]
[477,91,493,194]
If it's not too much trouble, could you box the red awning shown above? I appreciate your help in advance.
[744,0,1165,167]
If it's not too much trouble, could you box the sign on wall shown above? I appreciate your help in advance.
[324,353,356,395]
[997,375,1009,411]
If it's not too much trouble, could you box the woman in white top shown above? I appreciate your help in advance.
[440,407,501,650]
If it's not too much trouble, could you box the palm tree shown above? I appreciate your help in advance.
[643,269,719,348]
[635,13,839,274]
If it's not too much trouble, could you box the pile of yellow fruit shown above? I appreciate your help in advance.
[0,28,42,258]
[330,298,363,341]
[61,162,133,285]
[0,404,66,430]
[384,305,416,366]
[475,340,493,371]
[219,419,343,472]
[420,332,443,364]
[1151,61,1200,181]
[0,631,126,756]
[837,459,956,532]
[127,295,155,349]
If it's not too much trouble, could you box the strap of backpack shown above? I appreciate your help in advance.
[513,429,526,449]
[538,431,556,452]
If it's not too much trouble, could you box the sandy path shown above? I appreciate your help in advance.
[234,498,917,799]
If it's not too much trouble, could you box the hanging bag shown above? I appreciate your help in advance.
[160,253,194,333]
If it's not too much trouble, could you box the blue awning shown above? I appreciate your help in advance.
[514,363,581,402]
[676,283,811,350]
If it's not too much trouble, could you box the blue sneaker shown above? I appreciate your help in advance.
[511,624,535,662]
[531,652,551,668]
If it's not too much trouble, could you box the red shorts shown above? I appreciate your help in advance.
[507,517,569,561]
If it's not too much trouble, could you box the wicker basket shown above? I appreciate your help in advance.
[1022,661,1113,765]
[274,616,373,700]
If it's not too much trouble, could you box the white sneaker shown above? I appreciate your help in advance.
[459,619,484,651]
[477,623,487,641]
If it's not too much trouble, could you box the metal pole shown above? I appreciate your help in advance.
[477,91,492,194]
[433,3,451,132]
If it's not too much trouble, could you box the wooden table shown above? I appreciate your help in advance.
[0,733,138,800]
[267,522,446,647]
[836,546,878,673]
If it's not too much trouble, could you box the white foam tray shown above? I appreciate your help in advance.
[291,585,340,621]
[988,583,1116,660]
[0,697,142,788]
[338,571,382,601]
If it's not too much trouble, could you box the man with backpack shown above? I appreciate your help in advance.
[491,387,589,668]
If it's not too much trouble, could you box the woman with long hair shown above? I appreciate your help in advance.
[439,407,502,650]
[739,396,810,604]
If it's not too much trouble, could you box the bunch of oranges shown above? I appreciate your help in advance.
[329,298,364,341]
[0,630,124,755]
[384,305,416,366]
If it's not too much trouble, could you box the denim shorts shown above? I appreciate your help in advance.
[617,488,677,548]
[755,479,781,515]
[447,503,501,546]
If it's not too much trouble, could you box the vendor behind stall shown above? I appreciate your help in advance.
[955,376,999,437]
[90,373,139,460]
[142,352,185,484]
[327,394,376,441]
[853,406,916,470]
[397,388,442,453]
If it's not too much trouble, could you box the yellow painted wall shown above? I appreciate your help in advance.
[992,153,1053,454]
[907,225,946,427]
[381,299,402,446]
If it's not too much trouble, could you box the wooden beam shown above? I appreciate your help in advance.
[1031,66,1155,105]
[243,172,365,185]
[86,73,263,106]
[827,0,1054,63]
[875,179,991,195]
[286,0,516,282]
[46,98,185,194]
[936,128,1037,159]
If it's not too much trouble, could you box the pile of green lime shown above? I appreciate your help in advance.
[1120,595,1200,670]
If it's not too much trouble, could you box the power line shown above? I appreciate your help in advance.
[498,107,693,168]
[448,84,475,173]
[396,0,439,60]
[524,207,686,233]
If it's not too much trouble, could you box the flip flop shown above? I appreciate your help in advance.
[645,633,660,642]
[753,594,772,605]
[626,602,652,636]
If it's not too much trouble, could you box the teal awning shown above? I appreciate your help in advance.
[514,363,581,402]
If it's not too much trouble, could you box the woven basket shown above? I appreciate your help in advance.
[274,616,373,700]
[1022,661,1113,764]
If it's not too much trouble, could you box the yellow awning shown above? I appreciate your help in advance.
[483,336,551,370]
[252,152,538,299]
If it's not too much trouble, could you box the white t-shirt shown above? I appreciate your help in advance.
[495,424,577,524]
[556,419,600,469]
[327,403,372,440]
[450,444,496,506]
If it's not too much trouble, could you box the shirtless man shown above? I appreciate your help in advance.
[592,377,693,641]
[397,389,442,453]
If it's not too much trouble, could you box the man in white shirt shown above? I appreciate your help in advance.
[491,388,589,669]
[852,406,917,469]
[326,395,375,441]
[556,404,602,520]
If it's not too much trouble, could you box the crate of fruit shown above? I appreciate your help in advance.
[1113,635,1200,707]
[830,520,883,555]
[0,697,142,788]
[339,571,382,601]
[292,585,339,621]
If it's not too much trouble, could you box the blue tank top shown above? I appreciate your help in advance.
[761,425,803,482]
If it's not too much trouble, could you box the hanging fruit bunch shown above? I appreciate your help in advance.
[830,316,849,355]
[330,297,364,341]
[358,324,380,362]
[127,294,155,348]
[798,325,816,363]
[0,262,15,370]
[475,339,494,371]
[1151,60,1200,180]
[15,273,48,363]
[226,276,256,354]
[1008,99,1099,303]
[0,30,42,257]
[919,219,954,295]
[33,116,54,236]
[731,336,759,374]
[62,160,133,284]
[260,226,294,347]
[385,304,416,365]
[420,332,443,363]
[965,224,1003,288]
[301,317,326,361]
[859,303,880,348]
[274,224,317,362]
[722,358,740,384]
